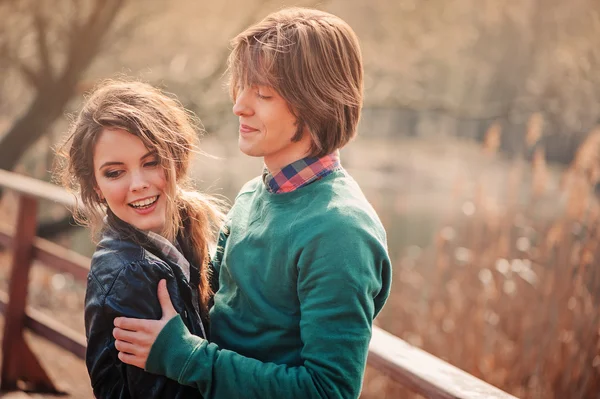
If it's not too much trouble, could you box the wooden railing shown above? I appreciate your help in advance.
[0,169,518,398]
[0,169,88,394]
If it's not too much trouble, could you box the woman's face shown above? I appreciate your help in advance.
[93,128,168,234]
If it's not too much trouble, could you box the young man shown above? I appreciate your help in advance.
[113,7,392,398]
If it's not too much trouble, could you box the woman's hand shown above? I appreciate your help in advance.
[113,279,178,369]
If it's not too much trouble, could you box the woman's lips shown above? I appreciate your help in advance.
[130,196,159,215]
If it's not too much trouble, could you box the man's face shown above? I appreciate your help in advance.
[233,85,312,172]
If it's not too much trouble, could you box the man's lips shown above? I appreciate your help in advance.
[240,124,258,133]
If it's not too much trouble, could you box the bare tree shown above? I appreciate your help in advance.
[0,0,126,172]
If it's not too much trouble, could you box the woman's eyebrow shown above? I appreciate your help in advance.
[98,151,156,170]
[140,151,157,160]
[98,161,123,170]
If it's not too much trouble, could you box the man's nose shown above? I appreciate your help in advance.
[232,88,253,116]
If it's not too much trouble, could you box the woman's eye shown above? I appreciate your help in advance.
[144,161,159,168]
[257,92,272,100]
[104,170,122,179]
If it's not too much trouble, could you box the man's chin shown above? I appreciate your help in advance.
[238,143,262,158]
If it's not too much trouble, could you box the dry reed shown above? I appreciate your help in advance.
[362,117,600,399]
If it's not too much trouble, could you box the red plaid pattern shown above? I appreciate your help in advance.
[146,231,190,281]
[263,152,341,194]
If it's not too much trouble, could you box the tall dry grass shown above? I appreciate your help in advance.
[362,115,600,399]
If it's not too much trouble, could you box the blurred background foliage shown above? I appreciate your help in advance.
[1,0,600,398]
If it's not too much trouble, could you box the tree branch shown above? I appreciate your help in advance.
[0,0,127,178]
[0,38,9,69]
[65,0,124,78]
[103,3,155,52]
[69,0,82,22]
[33,7,53,81]
[17,59,44,90]
[198,0,278,93]
[81,0,111,39]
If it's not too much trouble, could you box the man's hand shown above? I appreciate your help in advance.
[113,279,178,369]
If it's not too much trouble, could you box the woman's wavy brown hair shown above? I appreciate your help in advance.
[55,79,225,313]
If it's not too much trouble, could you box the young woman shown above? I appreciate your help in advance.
[56,80,224,398]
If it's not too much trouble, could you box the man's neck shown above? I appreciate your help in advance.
[263,130,314,173]
[264,156,303,175]
[263,149,311,174]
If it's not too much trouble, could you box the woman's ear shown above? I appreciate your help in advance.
[94,187,105,202]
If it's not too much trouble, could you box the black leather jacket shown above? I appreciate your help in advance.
[85,228,206,399]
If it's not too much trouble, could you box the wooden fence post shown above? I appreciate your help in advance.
[0,195,62,393]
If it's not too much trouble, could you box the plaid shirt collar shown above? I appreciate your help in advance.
[262,152,341,194]
[102,217,192,282]
[145,231,190,281]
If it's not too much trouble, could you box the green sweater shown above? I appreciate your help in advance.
[147,169,392,398]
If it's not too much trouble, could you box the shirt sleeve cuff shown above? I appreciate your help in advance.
[146,314,205,383]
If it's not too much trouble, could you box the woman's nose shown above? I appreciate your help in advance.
[130,171,149,192]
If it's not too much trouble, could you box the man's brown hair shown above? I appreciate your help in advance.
[227,7,363,157]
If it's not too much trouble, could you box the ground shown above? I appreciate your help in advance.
[0,318,92,398]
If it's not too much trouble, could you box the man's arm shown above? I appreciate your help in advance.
[114,228,392,399]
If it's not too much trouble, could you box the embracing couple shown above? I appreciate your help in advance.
[58,7,391,399]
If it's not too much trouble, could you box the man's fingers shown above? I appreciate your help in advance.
[114,316,153,332]
[114,326,139,342]
[157,279,178,320]
[113,326,157,347]
[114,339,145,356]
[118,351,145,369]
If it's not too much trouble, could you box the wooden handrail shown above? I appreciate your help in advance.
[0,169,76,208]
[0,169,519,398]
[0,224,90,282]
[368,326,518,399]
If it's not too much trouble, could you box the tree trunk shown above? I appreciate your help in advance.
[0,82,74,171]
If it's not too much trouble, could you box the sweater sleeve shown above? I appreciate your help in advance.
[146,221,392,399]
